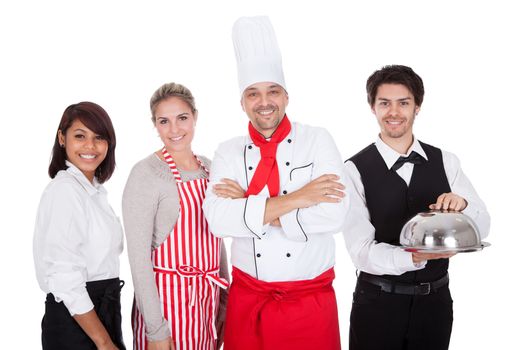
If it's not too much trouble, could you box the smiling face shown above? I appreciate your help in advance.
[241,82,289,138]
[154,96,197,154]
[372,83,420,144]
[58,119,108,183]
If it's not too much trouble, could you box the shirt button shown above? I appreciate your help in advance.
[248,166,253,170]
[256,253,261,258]
[287,139,292,143]
[286,253,291,257]
[285,162,290,166]
[283,190,288,195]
[248,145,253,149]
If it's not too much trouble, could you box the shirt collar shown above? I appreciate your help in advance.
[65,161,105,196]
[375,135,428,170]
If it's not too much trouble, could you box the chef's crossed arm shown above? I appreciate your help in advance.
[277,128,349,242]
[204,128,350,241]
[203,141,268,239]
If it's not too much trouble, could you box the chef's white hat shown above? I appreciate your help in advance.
[232,16,286,95]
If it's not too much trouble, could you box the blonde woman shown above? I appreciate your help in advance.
[123,83,229,350]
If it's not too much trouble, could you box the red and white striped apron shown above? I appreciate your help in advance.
[132,148,229,350]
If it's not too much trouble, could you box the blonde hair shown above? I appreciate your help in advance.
[149,82,197,124]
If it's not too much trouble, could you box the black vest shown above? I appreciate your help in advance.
[350,141,451,283]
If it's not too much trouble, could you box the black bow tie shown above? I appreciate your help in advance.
[391,151,426,171]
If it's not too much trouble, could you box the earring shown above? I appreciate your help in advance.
[60,144,65,148]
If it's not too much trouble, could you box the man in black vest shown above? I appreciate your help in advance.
[343,65,490,350]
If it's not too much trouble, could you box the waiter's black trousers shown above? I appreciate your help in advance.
[349,279,453,350]
[42,278,126,350]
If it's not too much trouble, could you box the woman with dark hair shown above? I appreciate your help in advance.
[123,83,229,350]
[34,102,125,350]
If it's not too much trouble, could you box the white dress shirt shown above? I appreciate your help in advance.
[203,122,350,282]
[342,136,491,276]
[33,162,123,315]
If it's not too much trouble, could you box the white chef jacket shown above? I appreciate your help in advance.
[33,161,123,315]
[203,122,351,282]
[342,136,491,276]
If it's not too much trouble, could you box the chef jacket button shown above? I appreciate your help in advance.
[248,166,253,170]
[287,139,292,143]
[283,190,288,195]
[256,253,261,258]
[286,162,290,166]
[286,253,291,257]
[248,145,253,149]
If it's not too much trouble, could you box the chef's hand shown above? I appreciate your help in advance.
[429,192,467,211]
[290,174,345,208]
[213,179,245,199]
[270,218,282,227]
[412,252,457,264]
[148,337,175,350]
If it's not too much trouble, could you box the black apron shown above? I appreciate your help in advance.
[42,277,125,350]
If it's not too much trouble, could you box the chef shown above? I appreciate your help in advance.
[202,16,351,350]
[343,65,491,350]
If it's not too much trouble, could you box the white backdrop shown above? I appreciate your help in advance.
[1,0,510,349]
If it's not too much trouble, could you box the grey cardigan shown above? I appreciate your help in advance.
[122,153,229,341]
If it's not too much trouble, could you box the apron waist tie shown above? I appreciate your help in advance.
[154,265,229,339]
[232,267,335,332]
[85,278,125,349]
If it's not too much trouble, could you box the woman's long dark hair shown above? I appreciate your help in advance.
[48,102,116,183]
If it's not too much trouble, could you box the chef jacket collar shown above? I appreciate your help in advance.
[375,135,429,170]
[65,160,105,196]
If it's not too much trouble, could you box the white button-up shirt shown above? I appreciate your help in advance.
[33,162,123,315]
[342,136,491,276]
[203,122,353,282]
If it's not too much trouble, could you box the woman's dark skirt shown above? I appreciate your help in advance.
[41,277,126,350]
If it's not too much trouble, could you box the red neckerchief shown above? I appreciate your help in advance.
[245,115,291,197]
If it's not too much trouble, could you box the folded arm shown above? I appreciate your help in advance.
[205,130,347,242]
[278,129,349,241]
[203,147,269,239]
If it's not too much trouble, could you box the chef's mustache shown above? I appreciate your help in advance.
[254,104,279,112]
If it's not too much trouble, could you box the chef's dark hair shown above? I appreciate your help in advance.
[366,65,424,107]
[48,102,116,183]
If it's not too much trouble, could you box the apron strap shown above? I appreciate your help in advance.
[161,147,209,183]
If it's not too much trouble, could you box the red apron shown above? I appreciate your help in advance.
[132,148,229,350]
[224,267,341,350]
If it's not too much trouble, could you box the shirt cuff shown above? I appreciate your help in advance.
[280,208,308,242]
[244,195,269,239]
[63,291,94,316]
[393,248,426,272]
